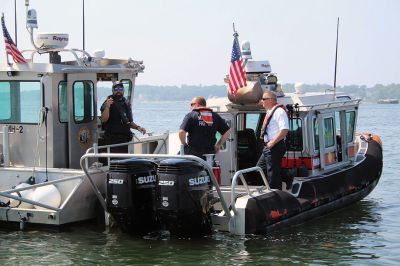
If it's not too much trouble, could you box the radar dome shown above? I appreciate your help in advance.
[36,33,69,49]
[241,40,252,59]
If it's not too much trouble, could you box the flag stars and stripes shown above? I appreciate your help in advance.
[228,38,246,96]
[2,14,27,64]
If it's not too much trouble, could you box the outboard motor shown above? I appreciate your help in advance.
[106,158,158,234]
[157,159,212,236]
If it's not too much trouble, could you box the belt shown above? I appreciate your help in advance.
[264,139,284,146]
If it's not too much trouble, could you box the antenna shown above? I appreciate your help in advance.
[83,0,85,50]
[232,22,238,38]
[14,0,17,45]
[333,17,340,98]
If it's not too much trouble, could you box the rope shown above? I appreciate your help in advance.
[31,106,48,182]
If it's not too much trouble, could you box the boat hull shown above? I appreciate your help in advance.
[240,138,383,234]
[0,168,106,229]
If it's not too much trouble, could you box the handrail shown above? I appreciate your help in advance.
[22,48,90,66]
[0,192,60,211]
[296,99,361,110]
[86,133,169,166]
[86,133,169,153]
[80,152,232,220]
[230,166,269,214]
[0,174,85,211]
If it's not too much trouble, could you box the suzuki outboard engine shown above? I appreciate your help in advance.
[157,159,212,236]
[106,158,158,234]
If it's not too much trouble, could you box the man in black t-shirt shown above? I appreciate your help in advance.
[179,96,231,159]
[100,81,146,153]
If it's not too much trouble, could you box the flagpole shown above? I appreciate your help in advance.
[14,0,17,46]
[232,22,238,38]
[232,22,238,101]
[2,13,10,65]
[333,17,339,99]
[82,0,85,50]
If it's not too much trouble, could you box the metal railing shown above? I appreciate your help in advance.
[230,166,270,214]
[86,133,168,167]
[0,174,84,211]
[299,99,361,111]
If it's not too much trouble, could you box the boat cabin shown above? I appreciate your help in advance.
[209,91,360,187]
[0,48,146,169]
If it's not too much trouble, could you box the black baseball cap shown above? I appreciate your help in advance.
[112,81,124,89]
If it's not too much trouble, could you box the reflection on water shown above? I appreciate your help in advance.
[242,199,383,264]
[0,199,386,265]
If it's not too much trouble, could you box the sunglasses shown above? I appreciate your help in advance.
[262,97,274,101]
[190,102,197,106]
[113,87,124,91]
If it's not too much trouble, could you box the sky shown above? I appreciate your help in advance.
[1,0,399,87]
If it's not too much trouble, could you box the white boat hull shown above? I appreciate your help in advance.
[0,167,106,227]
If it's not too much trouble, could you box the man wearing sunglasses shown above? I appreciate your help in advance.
[179,96,231,159]
[256,91,289,190]
[100,81,146,154]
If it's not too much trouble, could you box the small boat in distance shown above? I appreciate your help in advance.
[377,99,399,104]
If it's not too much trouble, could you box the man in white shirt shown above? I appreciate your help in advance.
[256,91,289,189]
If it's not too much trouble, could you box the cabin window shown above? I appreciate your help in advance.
[0,82,11,120]
[121,79,132,100]
[0,81,41,123]
[245,113,260,130]
[58,81,68,123]
[287,118,303,151]
[215,119,232,151]
[324,117,335,148]
[245,113,260,132]
[313,117,335,149]
[335,111,341,135]
[346,111,355,142]
[313,118,319,150]
[73,81,94,123]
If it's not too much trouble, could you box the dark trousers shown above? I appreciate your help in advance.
[98,134,132,165]
[256,140,286,190]
[181,145,214,160]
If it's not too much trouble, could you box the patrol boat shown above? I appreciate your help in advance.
[82,38,383,236]
[0,3,167,229]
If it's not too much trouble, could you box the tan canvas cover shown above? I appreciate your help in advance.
[227,81,263,104]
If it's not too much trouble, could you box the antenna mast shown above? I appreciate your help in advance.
[333,17,340,98]
[14,0,17,45]
[233,22,238,37]
[83,0,85,50]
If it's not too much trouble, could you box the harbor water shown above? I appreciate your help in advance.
[0,102,399,265]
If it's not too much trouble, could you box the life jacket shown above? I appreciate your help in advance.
[194,107,214,126]
[101,96,133,135]
[260,104,288,139]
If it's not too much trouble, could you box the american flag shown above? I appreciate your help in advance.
[228,37,246,96]
[1,14,27,64]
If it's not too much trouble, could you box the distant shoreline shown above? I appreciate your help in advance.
[131,83,400,102]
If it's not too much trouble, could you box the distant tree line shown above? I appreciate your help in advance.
[132,83,400,102]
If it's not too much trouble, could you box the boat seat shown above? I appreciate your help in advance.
[237,128,260,170]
